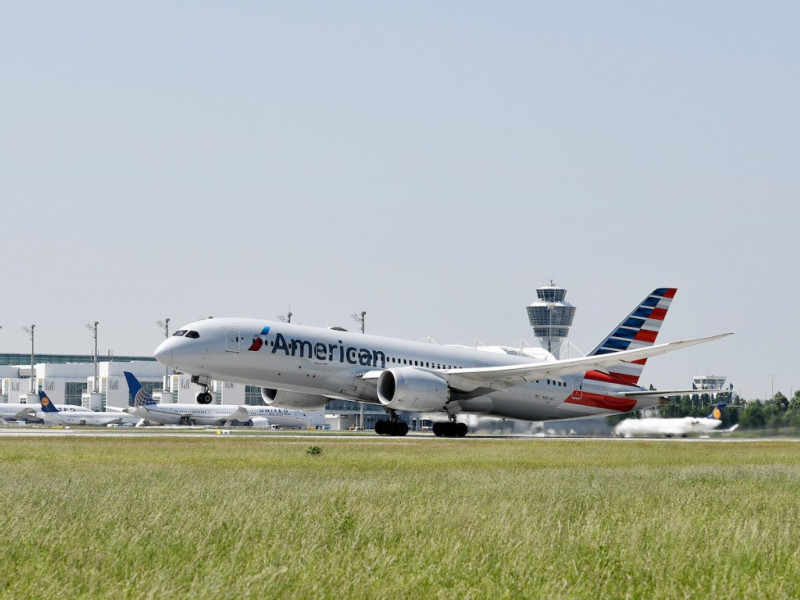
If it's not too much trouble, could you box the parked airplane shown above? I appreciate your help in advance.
[123,372,311,428]
[0,403,40,424]
[614,401,739,437]
[37,391,129,426]
[153,288,730,437]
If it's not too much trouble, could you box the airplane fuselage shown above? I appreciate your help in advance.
[155,318,654,422]
[131,402,309,427]
[614,416,723,438]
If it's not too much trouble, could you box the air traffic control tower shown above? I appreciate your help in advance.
[526,281,576,358]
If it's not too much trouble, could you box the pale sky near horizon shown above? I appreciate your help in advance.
[2,2,798,400]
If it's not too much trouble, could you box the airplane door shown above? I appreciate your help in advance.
[225,328,240,353]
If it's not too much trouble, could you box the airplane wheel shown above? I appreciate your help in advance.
[374,420,386,435]
[197,392,212,404]
[432,422,467,437]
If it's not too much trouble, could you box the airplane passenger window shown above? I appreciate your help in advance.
[173,330,187,337]
[185,331,200,339]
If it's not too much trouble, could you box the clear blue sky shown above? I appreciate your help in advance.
[2,2,798,400]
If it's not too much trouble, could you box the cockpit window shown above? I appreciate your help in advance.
[173,330,187,337]
[185,330,200,339]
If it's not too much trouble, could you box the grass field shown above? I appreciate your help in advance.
[1,436,798,599]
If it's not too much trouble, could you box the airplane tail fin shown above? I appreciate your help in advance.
[708,401,728,420]
[38,391,60,413]
[587,288,677,385]
[123,371,157,407]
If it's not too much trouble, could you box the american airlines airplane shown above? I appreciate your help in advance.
[124,372,311,428]
[154,288,730,437]
[614,401,739,437]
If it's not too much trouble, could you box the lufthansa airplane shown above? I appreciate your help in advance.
[614,401,739,437]
[37,391,128,426]
[154,288,730,437]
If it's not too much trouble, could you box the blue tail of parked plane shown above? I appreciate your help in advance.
[38,391,61,413]
[123,372,157,407]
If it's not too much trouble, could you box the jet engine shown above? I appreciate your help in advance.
[260,388,328,411]
[377,367,450,412]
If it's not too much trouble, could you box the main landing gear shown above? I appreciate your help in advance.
[432,417,468,438]
[374,409,409,437]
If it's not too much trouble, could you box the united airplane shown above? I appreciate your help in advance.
[124,372,311,428]
[154,288,730,437]
[614,401,739,437]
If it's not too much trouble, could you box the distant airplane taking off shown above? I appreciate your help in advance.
[154,288,731,437]
[614,401,739,437]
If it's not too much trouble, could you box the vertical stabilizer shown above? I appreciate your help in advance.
[123,372,157,407]
[38,391,60,413]
[588,288,677,385]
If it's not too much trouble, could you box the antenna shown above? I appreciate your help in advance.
[277,307,293,323]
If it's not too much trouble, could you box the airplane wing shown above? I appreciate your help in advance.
[441,333,732,394]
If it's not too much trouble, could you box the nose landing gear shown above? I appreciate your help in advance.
[191,375,213,404]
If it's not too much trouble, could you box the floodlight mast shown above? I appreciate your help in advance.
[352,311,366,334]
[351,311,367,428]
[156,318,171,389]
[22,325,35,393]
[86,321,99,393]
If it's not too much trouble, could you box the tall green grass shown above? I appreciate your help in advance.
[1,437,798,599]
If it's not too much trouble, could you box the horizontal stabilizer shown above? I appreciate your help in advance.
[444,333,733,393]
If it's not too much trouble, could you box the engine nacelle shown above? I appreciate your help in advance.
[260,388,328,411]
[377,367,450,412]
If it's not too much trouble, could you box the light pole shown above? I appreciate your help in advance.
[86,322,99,393]
[352,311,366,334]
[156,319,171,390]
[22,325,35,393]
[351,311,367,428]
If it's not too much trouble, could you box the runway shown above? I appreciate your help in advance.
[0,426,796,442]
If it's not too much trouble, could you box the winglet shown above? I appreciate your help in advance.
[38,391,60,413]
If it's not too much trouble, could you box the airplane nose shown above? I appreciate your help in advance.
[154,340,173,365]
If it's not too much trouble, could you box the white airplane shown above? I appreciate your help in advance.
[124,372,311,428]
[0,403,40,424]
[36,391,129,426]
[153,288,730,437]
[614,402,739,437]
